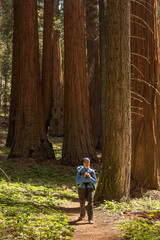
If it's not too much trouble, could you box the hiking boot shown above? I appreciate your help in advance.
[89,220,93,224]
[78,215,85,221]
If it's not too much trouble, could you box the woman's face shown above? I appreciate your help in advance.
[83,161,90,169]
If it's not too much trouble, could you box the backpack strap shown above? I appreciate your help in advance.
[90,170,94,177]
[89,169,96,190]
[78,169,95,190]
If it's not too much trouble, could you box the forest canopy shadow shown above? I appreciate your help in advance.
[0,157,78,187]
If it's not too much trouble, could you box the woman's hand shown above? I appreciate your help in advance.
[84,172,90,178]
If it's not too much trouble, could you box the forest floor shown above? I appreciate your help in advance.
[0,117,160,240]
[60,200,122,240]
[0,118,122,239]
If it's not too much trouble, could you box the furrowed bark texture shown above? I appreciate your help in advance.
[99,0,106,144]
[6,1,20,147]
[95,0,131,201]
[9,0,55,160]
[49,30,64,137]
[155,0,160,190]
[86,0,102,150]
[62,0,97,166]
[0,77,1,110]
[131,0,160,189]
[42,0,54,132]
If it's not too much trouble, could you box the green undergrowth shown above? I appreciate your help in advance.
[0,146,10,154]
[101,197,160,214]
[52,142,62,159]
[0,142,78,239]
[121,218,160,240]
[0,161,77,187]
[100,197,160,240]
[0,180,75,239]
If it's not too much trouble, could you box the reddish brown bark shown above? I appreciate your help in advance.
[154,1,160,190]
[62,0,97,165]
[0,75,2,111]
[99,0,106,142]
[42,0,54,132]
[131,0,160,189]
[86,0,102,150]
[95,0,131,201]
[49,30,64,137]
[6,1,20,147]
[9,0,55,160]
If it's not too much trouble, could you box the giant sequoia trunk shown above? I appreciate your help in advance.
[62,0,97,165]
[49,30,64,137]
[155,1,160,189]
[99,0,106,142]
[131,0,160,189]
[42,0,54,132]
[86,0,102,150]
[95,0,131,201]
[6,1,20,147]
[3,76,8,117]
[0,76,2,110]
[9,0,55,160]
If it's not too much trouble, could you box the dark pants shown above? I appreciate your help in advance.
[78,187,94,220]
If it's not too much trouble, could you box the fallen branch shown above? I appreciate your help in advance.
[0,167,11,182]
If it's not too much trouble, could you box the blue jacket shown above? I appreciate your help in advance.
[76,166,97,189]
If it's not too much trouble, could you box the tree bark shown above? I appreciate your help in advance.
[154,0,160,190]
[99,0,106,143]
[4,75,7,117]
[131,0,160,190]
[6,0,20,147]
[95,0,131,201]
[9,0,55,160]
[0,75,2,111]
[85,0,102,150]
[62,0,97,166]
[42,0,54,132]
[49,30,64,137]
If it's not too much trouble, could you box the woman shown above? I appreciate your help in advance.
[76,157,97,224]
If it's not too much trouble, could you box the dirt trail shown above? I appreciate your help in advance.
[61,199,122,240]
